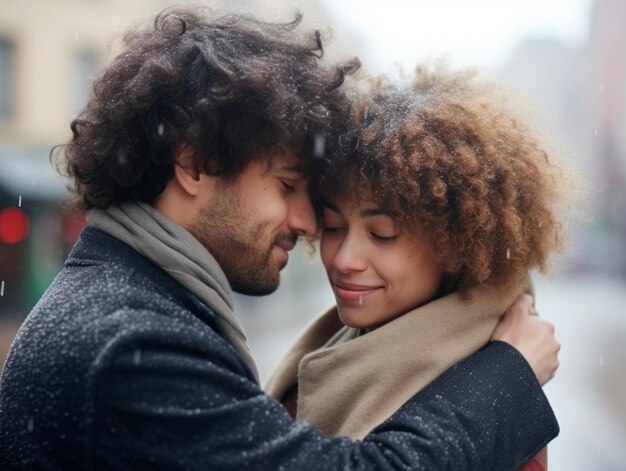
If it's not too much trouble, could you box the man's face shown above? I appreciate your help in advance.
[190,151,317,296]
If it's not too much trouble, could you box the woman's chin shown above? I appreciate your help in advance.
[337,307,375,330]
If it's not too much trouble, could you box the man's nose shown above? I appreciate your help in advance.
[288,193,317,237]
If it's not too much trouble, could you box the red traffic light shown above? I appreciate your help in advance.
[60,211,85,245]
[0,207,30,244]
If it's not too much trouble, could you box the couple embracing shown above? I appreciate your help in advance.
[0,6,567,470]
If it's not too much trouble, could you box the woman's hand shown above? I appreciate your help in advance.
[491,294,560,386]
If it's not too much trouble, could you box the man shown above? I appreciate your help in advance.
[0,7,559,470]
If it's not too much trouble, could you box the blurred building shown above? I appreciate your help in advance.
[498,0,626,278]
[0,0,169,316]
[585,0,626,277]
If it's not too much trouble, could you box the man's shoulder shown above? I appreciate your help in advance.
[0,233,248,470]
[66,226,174,283]
[55,226,195,313]
[1,225,238,408]
[13,227,226,370]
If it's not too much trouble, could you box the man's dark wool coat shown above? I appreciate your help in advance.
[0,227,558,470]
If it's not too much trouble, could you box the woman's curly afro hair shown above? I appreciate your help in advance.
[53,6,358,210]
[315,63,570,295]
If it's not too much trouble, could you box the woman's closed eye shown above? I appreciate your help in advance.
[322,225,345,234]
[321,208,345,233]
[371,232,398,243]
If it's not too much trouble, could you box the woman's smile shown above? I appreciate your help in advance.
[332,281,383,303]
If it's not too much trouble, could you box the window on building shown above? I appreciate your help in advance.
[0,39,15,118]
[72,49,98,114]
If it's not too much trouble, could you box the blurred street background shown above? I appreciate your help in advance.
[1,0,625,469]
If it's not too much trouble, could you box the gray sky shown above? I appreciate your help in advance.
[320,0,593,72]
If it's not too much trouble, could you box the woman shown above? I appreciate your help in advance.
[265,64,569,470]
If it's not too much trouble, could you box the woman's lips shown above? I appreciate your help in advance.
[332,282,382,302]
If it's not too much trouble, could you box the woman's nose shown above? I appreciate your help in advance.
[332,236,367,273]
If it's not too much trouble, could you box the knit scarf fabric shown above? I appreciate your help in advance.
[265,280,533,439]
[87,201,259,382]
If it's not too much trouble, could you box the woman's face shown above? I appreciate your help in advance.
[320,197,444,331]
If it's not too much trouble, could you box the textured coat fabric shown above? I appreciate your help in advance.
[265,283,535,439]
[0,227,559,470]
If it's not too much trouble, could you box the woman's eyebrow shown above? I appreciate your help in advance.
[321,199,341,213]
[322,200,397,219]
[360,208,398,218]
[360,208,387,218]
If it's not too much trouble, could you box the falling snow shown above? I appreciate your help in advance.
[313,134,325,158]
[116,151,128,166]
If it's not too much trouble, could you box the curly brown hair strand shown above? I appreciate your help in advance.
[52,7,358,210]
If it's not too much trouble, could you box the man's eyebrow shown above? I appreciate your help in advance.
[276,164,305,178]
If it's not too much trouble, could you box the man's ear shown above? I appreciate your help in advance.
[173,146,201,196]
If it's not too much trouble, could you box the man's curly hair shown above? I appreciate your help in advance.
[53,6,358,210]
[315,64,569,295]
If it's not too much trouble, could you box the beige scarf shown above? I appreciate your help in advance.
[265,281,532,439]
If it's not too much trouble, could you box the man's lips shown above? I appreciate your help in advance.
[332,281,383,302]
[273,237,296,264]
[275,238,296,252]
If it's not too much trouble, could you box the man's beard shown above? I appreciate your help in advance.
[189,183,294,296]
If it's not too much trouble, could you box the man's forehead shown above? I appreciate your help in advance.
[275,163,305,178]
[271,151,307,177]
